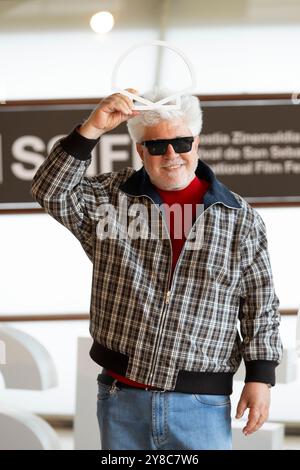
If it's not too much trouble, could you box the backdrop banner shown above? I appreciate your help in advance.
[0,97,300,209]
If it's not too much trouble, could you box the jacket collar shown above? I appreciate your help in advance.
[119,158,241,210]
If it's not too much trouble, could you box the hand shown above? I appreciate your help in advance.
[235,382,271,436]
[79,88,141,139]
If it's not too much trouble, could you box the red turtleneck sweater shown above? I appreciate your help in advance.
[105,174,210,388]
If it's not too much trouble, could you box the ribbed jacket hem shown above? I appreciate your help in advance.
[90,340,235,395]
[60,124,100,160]
[244,360,278,386]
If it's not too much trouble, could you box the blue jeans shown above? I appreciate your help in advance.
[96,377,232,450]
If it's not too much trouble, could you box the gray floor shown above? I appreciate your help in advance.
[282,435,300,450]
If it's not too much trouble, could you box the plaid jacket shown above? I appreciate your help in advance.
[30,126,283,394]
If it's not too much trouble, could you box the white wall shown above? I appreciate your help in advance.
[0,213,92,315]
[166,25,300,95]
[0,30,158,101]
[1,25,300,101]
[256,207,300,311]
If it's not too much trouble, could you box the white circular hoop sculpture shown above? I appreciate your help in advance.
[111,40,197,110]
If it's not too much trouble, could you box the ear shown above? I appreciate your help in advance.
[136,142,144,162]
[194,135,200,148]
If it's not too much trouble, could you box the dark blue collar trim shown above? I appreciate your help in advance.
[119,159,241,210]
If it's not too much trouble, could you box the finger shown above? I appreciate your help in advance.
[114,95,132,112]
[113,100,132,115]
[102,93,140,116]
[248,407,269,434]
[243,407,260,435]
[115,90,138,110]
[99,97,127,115]
[247,414,266,435]
[122,88,139,108]
[125,87,139,97]
[106,93,131,113]
[127,110,141,119]
[236,400,247,419]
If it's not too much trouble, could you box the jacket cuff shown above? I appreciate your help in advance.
[244,360,279,387]
[60,124,100,161]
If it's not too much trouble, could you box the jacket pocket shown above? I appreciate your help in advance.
[193,394,231,406]
[97,381,113,401]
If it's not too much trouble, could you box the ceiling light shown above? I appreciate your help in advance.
[90,11,114,34]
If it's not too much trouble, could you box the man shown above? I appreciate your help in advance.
[31,88,283,450]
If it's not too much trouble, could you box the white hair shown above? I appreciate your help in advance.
[126,87,203,142]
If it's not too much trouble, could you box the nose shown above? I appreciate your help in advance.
[164,143,177,156]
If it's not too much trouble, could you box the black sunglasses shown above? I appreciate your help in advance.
[140,136,194,155]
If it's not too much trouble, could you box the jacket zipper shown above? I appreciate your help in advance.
[146,213,173,385]
[146,202,220,385]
